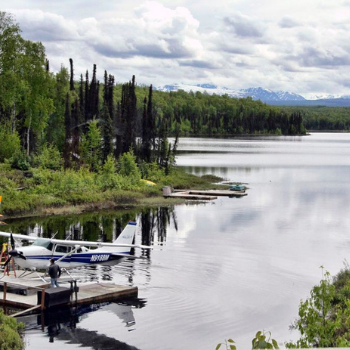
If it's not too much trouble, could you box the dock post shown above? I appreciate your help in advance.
[74,280,78,303]
[3,282,6,301]
[40,288,45,310]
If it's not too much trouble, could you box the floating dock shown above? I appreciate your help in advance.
[164,188,247,200]
[188,189,247,197]
[0,274,137,314]
[165,191,217,200]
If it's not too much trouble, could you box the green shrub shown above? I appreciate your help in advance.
[80,121,102,172]
[33,144,62,170]
[0,126,21,162]
[0,310,24,350]
[52,168,96,195]
[0,177,17,191]
[142,162,164,183]
[286,267,350,348]
[8,152,31,171]
[118,150,141,184]
[96,155,124,190]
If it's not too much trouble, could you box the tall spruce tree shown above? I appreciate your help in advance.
[79,73,85,119]
[141,84,155,163]
[101,102,114,162]
[69,58,75,91]
[84,70,89,123]
[120,75,137,154]
[71,99,81,169]
[63,92,71,169]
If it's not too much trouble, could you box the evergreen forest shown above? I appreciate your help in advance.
[283,106,350,131]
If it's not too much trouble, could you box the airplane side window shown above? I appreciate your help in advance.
[55,245,68,253]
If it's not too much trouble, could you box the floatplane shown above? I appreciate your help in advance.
[0,221,150,279]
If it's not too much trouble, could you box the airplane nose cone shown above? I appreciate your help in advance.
[8,249,26,260]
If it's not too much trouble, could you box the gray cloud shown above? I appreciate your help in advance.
[179,59,219,69]
[218,42,254,55]
[294,47,350,68]
[10,10,78,41]
[278,17,300,28]
[223,14,264,38]
[92,38,195,60]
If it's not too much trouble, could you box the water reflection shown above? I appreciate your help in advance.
[1,207,178,249]
[18,299,145,349]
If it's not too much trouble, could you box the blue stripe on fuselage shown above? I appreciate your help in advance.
[26,253,130,264]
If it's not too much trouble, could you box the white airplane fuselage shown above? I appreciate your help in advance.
[1,221,139,270]
[13,244,129,270]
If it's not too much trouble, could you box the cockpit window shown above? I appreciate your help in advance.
[32,238,54,251]
[55,245,71,253]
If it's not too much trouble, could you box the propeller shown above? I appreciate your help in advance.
[3,233,26,268]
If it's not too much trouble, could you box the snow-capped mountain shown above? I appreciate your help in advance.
[155,83,350,106]
[237,87,305,101]
[305,93,350,100]
[156,84,305,102]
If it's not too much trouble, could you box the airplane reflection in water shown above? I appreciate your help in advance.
[17,298,146,349]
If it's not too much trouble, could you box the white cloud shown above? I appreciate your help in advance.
[3,0,350,95]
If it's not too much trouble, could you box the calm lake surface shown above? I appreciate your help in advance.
[7,133,350,349]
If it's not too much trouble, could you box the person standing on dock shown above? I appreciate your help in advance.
[48,258,61,288]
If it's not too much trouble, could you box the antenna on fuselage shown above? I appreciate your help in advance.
[51,231,59,239]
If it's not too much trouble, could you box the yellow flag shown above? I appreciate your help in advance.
[0,196,2,203]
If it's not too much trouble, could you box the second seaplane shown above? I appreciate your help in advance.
[0,221,150,272]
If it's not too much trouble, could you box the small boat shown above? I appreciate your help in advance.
[229,184,245,191]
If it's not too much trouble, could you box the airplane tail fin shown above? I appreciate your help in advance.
[99,221,137,253]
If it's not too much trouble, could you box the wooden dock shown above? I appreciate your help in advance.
[188,189,247,197]
[164,189,247,200]
[0,274,138,313]
[165,191,217,200]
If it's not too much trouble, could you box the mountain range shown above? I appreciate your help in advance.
[155,84,350,107]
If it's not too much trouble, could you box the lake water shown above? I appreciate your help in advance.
[5,133,350,349]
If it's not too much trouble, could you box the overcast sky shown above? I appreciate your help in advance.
[3,0,350,97]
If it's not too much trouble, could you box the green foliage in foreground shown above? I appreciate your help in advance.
[252,331,279,349]
[216,264,350,349]
[0,310,24,350]
[216,330,279,350]
[286,263,350,348]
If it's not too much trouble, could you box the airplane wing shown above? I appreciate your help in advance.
[0,231,151,249]
[50,238,152,249]
[0,231,37,241]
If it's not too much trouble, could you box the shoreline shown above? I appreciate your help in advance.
[0,166,226,220]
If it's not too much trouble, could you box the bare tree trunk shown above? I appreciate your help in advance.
[26,114,31,155]
[11,101,16,133]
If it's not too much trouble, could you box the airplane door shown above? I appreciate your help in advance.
[54,245,72,265]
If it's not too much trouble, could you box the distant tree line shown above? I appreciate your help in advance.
[147,89,306,136]
[282,106,350,131]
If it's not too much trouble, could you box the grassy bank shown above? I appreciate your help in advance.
[0,163,226,219]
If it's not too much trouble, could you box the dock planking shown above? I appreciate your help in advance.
[188,189,247,197]
[0,274,138,312]
[165,191,217,200]
[164,189,247,200]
